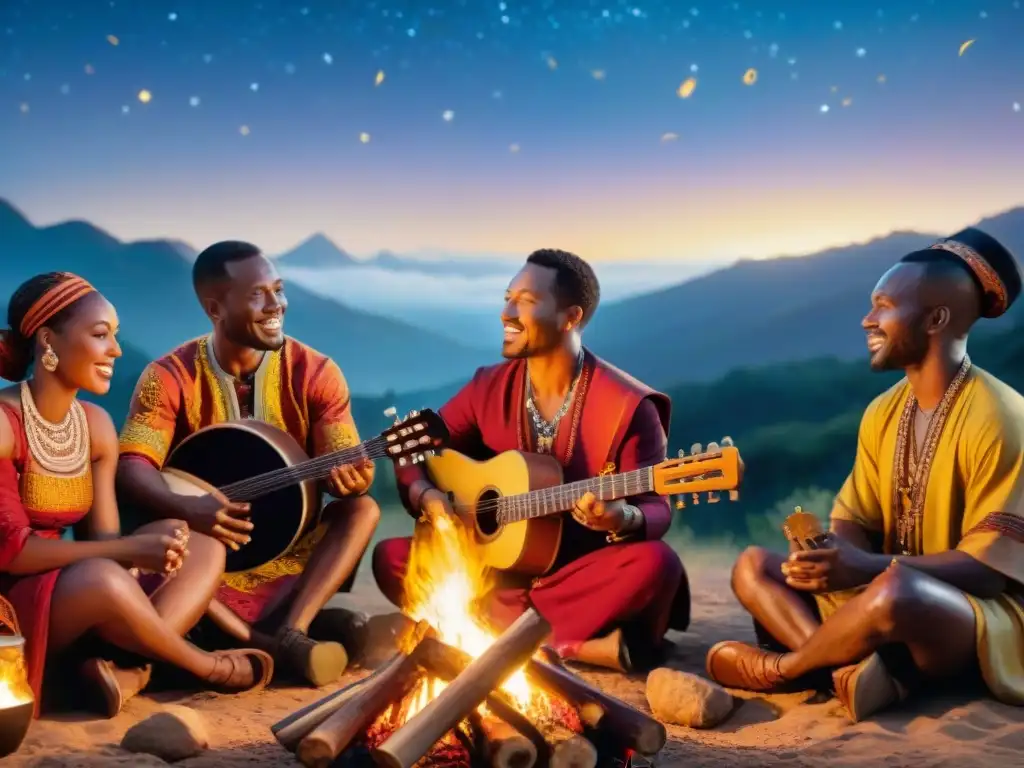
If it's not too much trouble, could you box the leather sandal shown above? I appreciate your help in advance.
[833,652,908,722]
[205,648,274,693]
[80,658,152,718]
[706,640,788,692]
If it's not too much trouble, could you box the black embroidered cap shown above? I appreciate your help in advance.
[927,227,1022,318]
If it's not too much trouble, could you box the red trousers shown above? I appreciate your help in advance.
[371,537,690,657]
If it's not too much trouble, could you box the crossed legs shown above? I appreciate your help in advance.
[47,520,269,714]
[712,547,978,719]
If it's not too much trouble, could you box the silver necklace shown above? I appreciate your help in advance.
[19,381,90,476]
[525,352,584,453]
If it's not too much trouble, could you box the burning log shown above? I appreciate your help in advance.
[525,660,665,757]
[373,608,552,768]
[272,668,382,750]
[549,736,597,768]
[294,622,432,768]
[274,621,432,752]
[417,636,551,763]
[477,716,537,768]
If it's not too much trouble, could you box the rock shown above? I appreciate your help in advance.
[120,705,210,762]
[645,668,734,729]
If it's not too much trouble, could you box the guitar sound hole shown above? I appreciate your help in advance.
[475,489,502,538]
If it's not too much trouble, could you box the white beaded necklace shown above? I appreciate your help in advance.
[19,381,90,476]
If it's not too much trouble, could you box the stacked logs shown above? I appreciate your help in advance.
[271,609,666,768]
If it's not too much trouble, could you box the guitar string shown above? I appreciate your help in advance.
[449,465,728,519]
[220,434,395,499]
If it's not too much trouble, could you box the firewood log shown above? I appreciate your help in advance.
[372,608,551,768]
[478,716,538,768]
[549,736,597,768]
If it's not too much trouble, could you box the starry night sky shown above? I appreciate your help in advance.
[1,0,1022,263]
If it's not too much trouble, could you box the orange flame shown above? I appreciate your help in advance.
[392,509,549,720]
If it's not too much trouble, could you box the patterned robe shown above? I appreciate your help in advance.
[832,366,1024,703]
[118,335,368,622]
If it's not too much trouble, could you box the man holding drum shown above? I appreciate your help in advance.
[116,241,379,688]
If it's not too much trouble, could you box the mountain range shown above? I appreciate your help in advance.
[582,208,1024,387]
[3,197,1021,398]
[0,199,491,395]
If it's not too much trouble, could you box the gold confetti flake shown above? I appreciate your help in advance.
[830,85,838,93]
[137,89,152,103]
[359,132,371,143]
[877,73,887,84]
[375,70,385,86]
[19,103,29,114]
[546,56,558,70]
[509,143,520,153]
[660,132,679,143]
[239,125,250,136]
[84,64,95,75]
[107,34,119,46]
[959,39,976,56]
[591,69,606,80]
[742,68,758,85]
[677,77,697,98]
[842,97,853,107]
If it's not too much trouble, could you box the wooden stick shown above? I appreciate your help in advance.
[296,648,424,768]
[417,637,551,764]
[372,608,552,768]
[549,736,597,768]
[479,716,538,768]
[272,655,399,750]
[525,660,666,756]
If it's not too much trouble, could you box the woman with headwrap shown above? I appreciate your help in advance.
[0,272,273,718]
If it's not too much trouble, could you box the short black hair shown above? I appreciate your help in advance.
[192,240,263,295]
[525,248,601,327]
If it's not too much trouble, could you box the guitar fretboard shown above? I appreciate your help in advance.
[497,468,655,523]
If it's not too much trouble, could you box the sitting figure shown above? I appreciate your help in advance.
[116,241,380,687]
[0,272,271,718]
[709,228,1024,722]
[372,248,690,671]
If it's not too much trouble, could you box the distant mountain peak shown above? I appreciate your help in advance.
[0,198,32,231]
[276,233,357,267]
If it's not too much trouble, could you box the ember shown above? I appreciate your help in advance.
[272,509,666,768]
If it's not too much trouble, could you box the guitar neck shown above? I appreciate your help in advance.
[498,468,655,523]
[219,436,392,501]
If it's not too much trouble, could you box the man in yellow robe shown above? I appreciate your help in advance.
[708,226,1024,722]
[116,241,381,688]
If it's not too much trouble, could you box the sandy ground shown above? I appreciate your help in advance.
[7,548,1024,767]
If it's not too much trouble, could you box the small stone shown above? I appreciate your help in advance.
[645,668,734,729]
[121,705,209,761]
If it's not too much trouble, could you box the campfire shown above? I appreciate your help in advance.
[272,512,666,768]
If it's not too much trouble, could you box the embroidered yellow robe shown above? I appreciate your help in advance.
[831,366,1024,704]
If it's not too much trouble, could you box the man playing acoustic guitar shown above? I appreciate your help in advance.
[372,248,690,672]
[116,241,379,688]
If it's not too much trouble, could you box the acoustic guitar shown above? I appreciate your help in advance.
[146,408,448,575]
[425,439,743,575]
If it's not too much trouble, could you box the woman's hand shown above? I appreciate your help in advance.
[123,527,188,575]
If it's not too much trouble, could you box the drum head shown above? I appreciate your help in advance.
[168,426,308,574]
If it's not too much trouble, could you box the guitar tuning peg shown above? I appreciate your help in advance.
[397,456,408,467]
[383,406,399,425]
[690,443,702,455]
[721,436,734,447]
[677,448,686,459]
[794,505,803,514]
[691,492,700,505]
[407,409,420,418]
[707,491,720,503]
[674,496,685,509]
[729,490,740,502]
[707,441,720,452]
